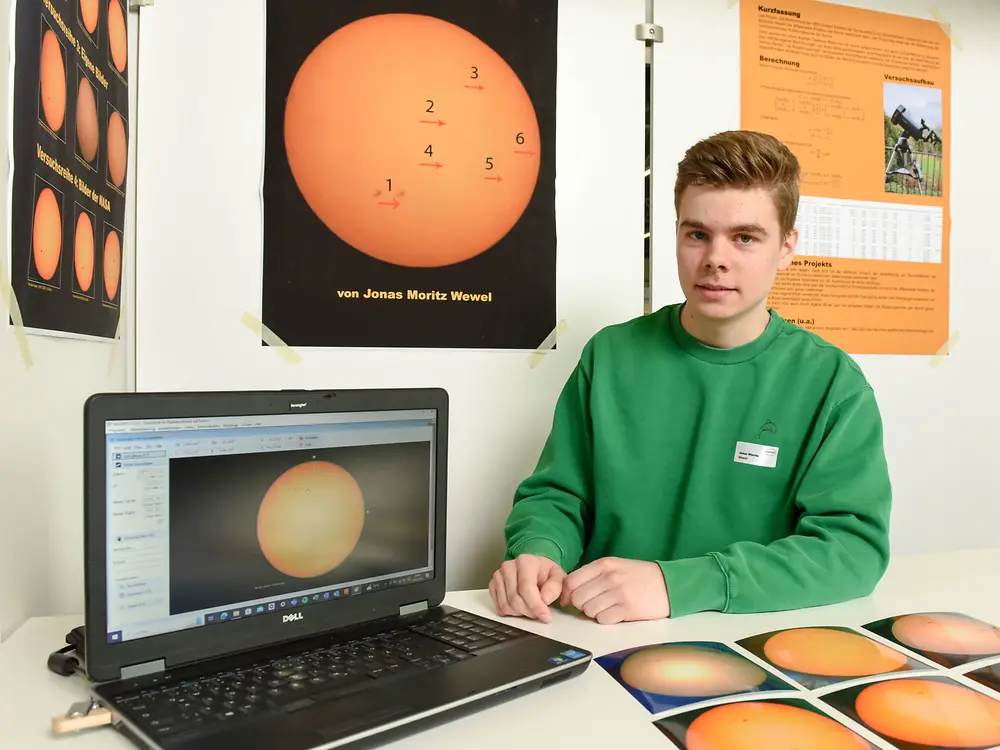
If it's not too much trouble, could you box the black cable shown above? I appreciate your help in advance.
[47,645,81,676]
[47,625,86,677]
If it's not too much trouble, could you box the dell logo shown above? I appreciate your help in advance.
[283,613,303,623]
[290,402,307,409]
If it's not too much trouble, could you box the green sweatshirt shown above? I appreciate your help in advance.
[504,303,892,618]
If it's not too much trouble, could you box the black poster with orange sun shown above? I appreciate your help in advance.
[7,0,129,342]
[262,1,558,349]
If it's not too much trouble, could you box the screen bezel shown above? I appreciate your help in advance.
[83,387,448,683]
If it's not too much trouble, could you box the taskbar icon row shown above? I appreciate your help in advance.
[203,571,433,625]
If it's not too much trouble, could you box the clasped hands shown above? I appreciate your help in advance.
[488,554,670,625]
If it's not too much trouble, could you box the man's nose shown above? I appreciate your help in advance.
[703,239,730,269]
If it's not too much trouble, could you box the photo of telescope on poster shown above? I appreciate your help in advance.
[883,83,943,198]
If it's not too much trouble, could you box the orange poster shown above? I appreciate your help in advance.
[740,1,951,355]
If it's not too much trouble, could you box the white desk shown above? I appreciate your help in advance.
[3,548,999,749]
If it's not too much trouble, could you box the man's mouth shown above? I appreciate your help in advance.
[698,283,735,292]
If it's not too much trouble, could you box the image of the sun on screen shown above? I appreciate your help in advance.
[167,441,431,615]
[256,460,366,578]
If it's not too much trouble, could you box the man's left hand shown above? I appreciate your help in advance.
[560,557,670,624]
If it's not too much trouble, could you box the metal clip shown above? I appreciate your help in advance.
[634,23,663,43]
[66,700,100,718]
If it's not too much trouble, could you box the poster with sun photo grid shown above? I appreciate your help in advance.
[260,1,558,350]
[6,0,128,341]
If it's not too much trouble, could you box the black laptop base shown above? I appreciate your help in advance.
[95,606,592,750]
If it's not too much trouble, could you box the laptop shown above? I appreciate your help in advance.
[82,388,592,749]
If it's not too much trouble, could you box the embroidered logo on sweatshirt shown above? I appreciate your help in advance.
[755,419,777,440]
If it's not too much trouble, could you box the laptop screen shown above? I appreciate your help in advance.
[103,407,436,644]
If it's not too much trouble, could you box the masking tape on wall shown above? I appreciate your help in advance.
[929,7,961,50]
[527,319,567,369]
[240,312,302,364]
[929,329,959,368]
[0,262,33,369]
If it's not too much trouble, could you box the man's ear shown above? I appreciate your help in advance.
[777,227,798,271]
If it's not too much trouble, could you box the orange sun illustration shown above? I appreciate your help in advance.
[283,13,540,268]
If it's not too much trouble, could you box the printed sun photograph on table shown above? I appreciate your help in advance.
[964,661,1000,696]
[817,674,1000,750]
[735,626,932,691]
[594,641,797,715]
[653,696,877,750]
[861,612,1000,669]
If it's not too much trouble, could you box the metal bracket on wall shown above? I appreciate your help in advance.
[634,23,663,43]
[128,0,153,10]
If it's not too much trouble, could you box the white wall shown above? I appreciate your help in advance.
[650,0,1000,553]
[0,0,137,639]
[21,1,989,637]
[132,1,647,591]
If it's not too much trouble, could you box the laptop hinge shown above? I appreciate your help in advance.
[399,601,427,616]
[120,659,165,680]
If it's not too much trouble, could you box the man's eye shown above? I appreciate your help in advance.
[738,235,754,244]
[690,231,706,240]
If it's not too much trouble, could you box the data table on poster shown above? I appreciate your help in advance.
[796,196,944,264]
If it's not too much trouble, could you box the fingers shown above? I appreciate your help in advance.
[567,574,611,613]
[489,572,510,616]
[502,559,547,620]
[594,604,627,625]
[578,590,616,621]
[490,571,507,616]
[539,572,563,605]
[501,561,530,617]
[519,566,552,622]
[563,571,625,624]
[561,561,603,606]
[491,557,564,621]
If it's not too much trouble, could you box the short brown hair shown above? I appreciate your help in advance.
[674,130,800,237]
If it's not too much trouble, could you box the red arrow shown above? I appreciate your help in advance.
[419,161,443,169]
[485,175,503,183]
[514,149,536,156]
[465,84,484,91]
[419,119,446,126]
[377,198,400,209]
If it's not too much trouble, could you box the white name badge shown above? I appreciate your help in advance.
[734,441,779,468]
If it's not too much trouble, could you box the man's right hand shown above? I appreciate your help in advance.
[489,554,567,623]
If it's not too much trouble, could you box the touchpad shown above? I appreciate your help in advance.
[309,693,416,742]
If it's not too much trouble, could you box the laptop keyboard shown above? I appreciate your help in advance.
[409,609,522,650]
[113,611,525,741]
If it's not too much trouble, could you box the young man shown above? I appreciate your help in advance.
[489,130,892,624]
